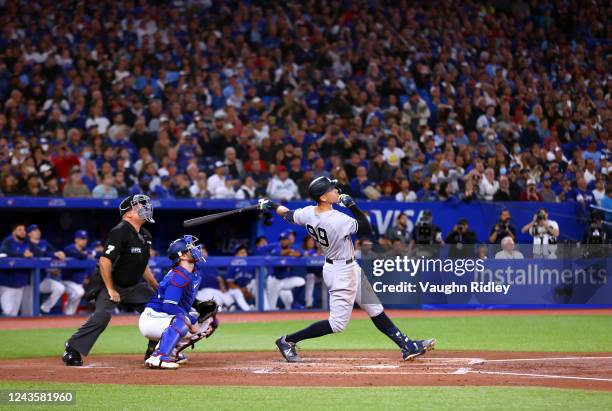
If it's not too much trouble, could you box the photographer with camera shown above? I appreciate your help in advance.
[581,210,609,258]
[521,208,560,259]
[408,210,443,257]
[488,209,517,244]
[444,219,477,258]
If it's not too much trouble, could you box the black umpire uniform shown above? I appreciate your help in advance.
[63,195,157,365]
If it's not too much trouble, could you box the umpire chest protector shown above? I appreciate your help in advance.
[100,220,152,287]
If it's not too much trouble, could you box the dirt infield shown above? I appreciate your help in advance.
[2,351,611,391]
[2,308,612,330]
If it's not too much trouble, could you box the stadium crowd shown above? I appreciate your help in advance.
[0,0,608,211]
[0,0,610,316]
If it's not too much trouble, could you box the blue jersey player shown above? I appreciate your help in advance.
[139,235,219,369]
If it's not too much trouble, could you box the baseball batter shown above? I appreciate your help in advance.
[259,177,436,362]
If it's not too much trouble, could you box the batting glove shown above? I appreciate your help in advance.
[339,194,355,207]
[258,198,272,210]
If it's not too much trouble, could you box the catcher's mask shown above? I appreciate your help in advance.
[119,194,155,223]
[168,235,205,264]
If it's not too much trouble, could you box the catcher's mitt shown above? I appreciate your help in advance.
[194,299,218,323]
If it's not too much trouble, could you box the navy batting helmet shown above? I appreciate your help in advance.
[308,176,338,201]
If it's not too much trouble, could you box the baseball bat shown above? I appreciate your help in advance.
[183,204,260,228]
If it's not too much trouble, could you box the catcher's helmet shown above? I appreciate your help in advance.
[308,176,338,201]
[168,235,205,264]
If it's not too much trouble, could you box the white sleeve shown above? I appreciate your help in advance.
[292,208,306,226]
[339,212,358,237]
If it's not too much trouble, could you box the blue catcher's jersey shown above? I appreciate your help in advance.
[147,265,202,317]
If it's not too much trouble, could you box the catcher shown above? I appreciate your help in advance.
[139,235,219,369]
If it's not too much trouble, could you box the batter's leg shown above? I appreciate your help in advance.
[356,268,436,361]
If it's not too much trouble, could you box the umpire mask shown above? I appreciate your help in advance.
[120,194,155,223]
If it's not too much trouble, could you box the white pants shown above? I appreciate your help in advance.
[62,281,85,315]
[305,273,320,307]
[245,279,270,310]
[226,288,250,311]
[323,261,384,333]
[266,275,306,310]
[139,307,213,347]
[196,288,234,309]
[0,286,25,316]
[39,278,66,314]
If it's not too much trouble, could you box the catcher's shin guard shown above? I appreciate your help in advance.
[156,314,190,357]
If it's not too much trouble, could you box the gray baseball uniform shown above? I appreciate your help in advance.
[293,206,383,332]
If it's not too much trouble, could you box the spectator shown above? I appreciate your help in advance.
[92,173,119,199]
[395,179,417,202]
[488,209,517,244]
[493,176,512,201]
[350,166,376,199]
[521,208,560,259]
[479,168,499,201]
[380,213,412,249]
[190,172,209,199]
[0,224,33,316]
[565,177,596,209]
[495,237,524,259]
[266,166,299,200]
[520,179,543,202]
[539,176,557,203]
[224,147,245,180]
[64,166,91,197]
[592,178,606,206]
[174,174,194,199]
[154,175,175,199]
[383,137,405,168]
[207,161,228,196]
[601,187,612,224]
[235,176,258,200]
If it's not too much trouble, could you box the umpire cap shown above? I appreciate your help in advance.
[308,176,338,201]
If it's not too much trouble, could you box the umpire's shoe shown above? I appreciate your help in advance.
[402,338,436,361]
[62,342,83,366]
[276,336,301,363]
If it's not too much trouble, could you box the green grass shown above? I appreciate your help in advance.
[0,315,611,359]
[0,382,611,411]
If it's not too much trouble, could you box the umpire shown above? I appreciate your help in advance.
[62,194,159,366]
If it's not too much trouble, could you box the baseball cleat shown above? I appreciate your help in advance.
[175,353,188,365]
[402,338,436,361]
[275,336,301,363]
[145,353,180,369]
[62,342,83,366]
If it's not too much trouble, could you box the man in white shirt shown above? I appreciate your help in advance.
[479,168,499,201]
[521,208,560,259]
[266,166,299,200]
[495,236,524,259]
[383,137,405,168]
[207,161,227,195]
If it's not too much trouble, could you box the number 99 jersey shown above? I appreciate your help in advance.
[293,206,358,260]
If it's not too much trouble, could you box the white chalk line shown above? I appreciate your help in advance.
[480,356,612,363]
[468,370,612,382]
